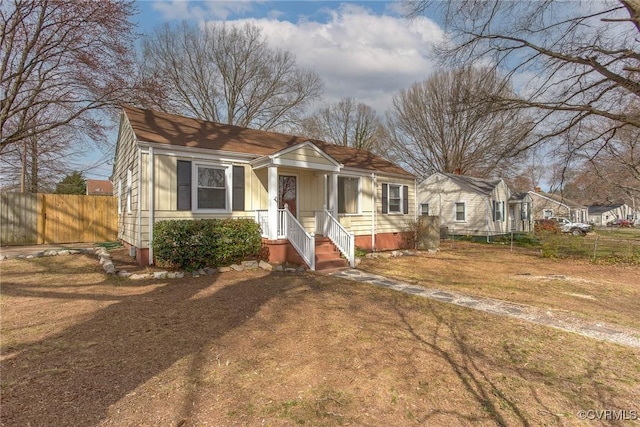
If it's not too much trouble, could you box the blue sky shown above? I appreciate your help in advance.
[82,1,444,180]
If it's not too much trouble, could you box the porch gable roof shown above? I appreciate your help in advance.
[250,140,342,172]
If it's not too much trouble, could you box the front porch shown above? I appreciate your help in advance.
[256,207,355,271]
[250,141,356,271]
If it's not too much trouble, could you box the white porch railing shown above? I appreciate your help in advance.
[256,210,270,237]
[281,205,315,270]
[315,209,355,268]
[255,210,286,239]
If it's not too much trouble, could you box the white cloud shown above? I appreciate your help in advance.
[207,4,444,112]
[152,1,255,22]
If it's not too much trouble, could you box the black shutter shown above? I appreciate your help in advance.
[492,201,496,221]
[403,185,409,214]
[177,160,191,211]
[232,165,245,211]
[381,184,388,214]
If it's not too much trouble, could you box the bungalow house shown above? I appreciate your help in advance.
[588,203,637,226]
[417,172,532,238]
[528,190,588,223]
[112,106,416,270]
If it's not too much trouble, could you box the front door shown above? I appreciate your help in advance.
[278,175,297,217]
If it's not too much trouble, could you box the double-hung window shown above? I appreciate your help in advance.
[196,165,227,210]
[455,202,465,221]
[493,200,504,221]
[382,183,409,214]
[388,184,402,213]
[338,176,360,214]
[420,203,429,216]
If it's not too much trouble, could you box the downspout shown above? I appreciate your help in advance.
[486,196,491,243]
[148,146,155,265]
[371,173,376,252]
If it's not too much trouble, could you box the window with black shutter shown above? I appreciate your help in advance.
[232,165,245,211]
[177,160,191,211]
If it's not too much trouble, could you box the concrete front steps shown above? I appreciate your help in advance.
[314,237,348,271]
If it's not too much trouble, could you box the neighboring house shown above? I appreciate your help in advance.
[588,204,637,226]
[86,179,113,196]
[528,190,589,223]
[112,106,416,269]
[509,192,534,233]
[417,172,532,238]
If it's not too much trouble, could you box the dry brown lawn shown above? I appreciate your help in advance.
[1,246,639,426]
[361,241,640,331]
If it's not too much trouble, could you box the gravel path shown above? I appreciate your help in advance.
[331,269,640,349]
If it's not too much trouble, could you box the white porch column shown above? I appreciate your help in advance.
[328,172,338,218]
[267,165,278,240]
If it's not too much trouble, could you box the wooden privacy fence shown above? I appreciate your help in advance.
[0,193,117,245]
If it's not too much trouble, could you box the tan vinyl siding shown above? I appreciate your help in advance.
[155,154,176,211]
[338,174,374,236]
[279,145,335,167]
[418,174,511,236]
[251,168,269,211]
[375,175,416,234]
[113,115,141,247]
[529,193,571,219]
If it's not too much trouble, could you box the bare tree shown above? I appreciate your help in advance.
[136,21,323,130]
[298,98,384,151]
[561,120,640,205]
[0,0,137,154]
[404,0,640,147]
[384,67,532,178]
[0,107,85,192]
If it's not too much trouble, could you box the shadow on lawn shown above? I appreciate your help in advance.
[388,297,633,427]
[0,269,299,427]
[394,302,533,426]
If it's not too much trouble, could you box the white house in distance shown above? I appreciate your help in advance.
[111,106,416,270]
[417,172,533,239]
[588,203,638,226]
[527,189,589,223]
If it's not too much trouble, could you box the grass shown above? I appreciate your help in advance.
[1,249,639,426]
[360,241,640,331]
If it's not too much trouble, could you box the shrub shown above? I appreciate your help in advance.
[153,218,263,270]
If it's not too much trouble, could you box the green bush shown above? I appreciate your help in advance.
[153,218,263,270]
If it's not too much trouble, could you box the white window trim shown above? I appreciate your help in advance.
[420,203,429,216]
[126,169,132,214]
[493,200,504,222]
[386,183,404,215]
[455,202,466,222]
[338,175,361,216]
[192,162,232,213]
[278,172,300,218]
[543,209,553,219]
[117,179,122,214]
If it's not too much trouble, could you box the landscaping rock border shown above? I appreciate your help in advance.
[1,246,309,279]
[0,247,96,261]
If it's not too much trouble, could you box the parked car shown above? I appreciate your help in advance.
[550,217,592,235]
[607,218,633,228]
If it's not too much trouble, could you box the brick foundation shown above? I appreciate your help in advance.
[262,239,306,266]
[121,240,150,266]
[354,232,414,252]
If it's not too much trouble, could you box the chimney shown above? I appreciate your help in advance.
[454,168,462,175]
[534,186,541,193]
